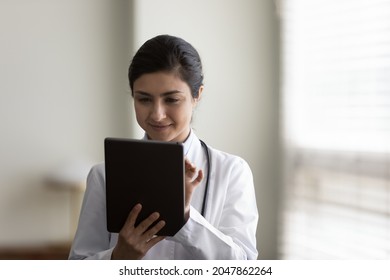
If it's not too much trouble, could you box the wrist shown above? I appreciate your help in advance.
[184,206,190,221]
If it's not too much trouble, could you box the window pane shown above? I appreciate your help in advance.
[280,0,390,259]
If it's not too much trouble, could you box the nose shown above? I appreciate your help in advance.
[150,101,166,122]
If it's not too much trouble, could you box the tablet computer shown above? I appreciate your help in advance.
[104,137,185,236]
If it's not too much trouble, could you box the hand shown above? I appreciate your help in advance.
[184,157,204,220]
[111,204,166,260]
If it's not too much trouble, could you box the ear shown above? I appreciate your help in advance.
[193,85,204,106]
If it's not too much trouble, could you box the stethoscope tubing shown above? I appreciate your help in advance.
[199,139,210,217]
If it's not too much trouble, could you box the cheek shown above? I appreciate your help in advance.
[175,104,193,123]
[134,104,146,123]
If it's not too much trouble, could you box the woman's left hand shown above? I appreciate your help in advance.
[184,157,203,221]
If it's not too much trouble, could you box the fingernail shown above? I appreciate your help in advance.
[134,203,142,210]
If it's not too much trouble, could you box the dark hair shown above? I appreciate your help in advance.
[128,35,203,98]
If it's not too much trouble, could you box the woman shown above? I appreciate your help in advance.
[69,35,258,260]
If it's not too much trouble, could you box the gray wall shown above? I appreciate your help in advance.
[0,0,280,259]
[0,0,132,244]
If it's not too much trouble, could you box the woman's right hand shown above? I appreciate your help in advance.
[111,203,166,260]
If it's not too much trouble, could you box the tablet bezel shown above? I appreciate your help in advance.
[104,137,185,236]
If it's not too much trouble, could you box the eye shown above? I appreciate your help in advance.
[137,97,151,103]
[165,97,179,104]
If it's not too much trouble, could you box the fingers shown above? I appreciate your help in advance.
[114,212,166,259]
[145,235,166,250]
[114,205,166,259]
[124,203,142,229]
[135,211,160,234]
[122,204,165,237]
[144,220,166,241]
[185,158,203,185]
[185,158,196,176]
[194,169,204,185]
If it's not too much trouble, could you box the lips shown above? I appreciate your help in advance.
[149,123,172,131]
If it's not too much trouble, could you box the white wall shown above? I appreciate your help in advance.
[0,0,132,245]
[131,0,280,259]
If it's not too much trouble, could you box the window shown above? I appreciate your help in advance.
[279,0,390,259]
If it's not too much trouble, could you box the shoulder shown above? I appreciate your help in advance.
[208,145,252,174]
[206,145,255,199]
[86,162,105,184]
[81,162,107,205]
[89,162,105,175]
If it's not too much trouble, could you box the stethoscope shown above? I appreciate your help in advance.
[199,139,211,217]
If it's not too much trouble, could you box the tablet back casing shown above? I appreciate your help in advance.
[104,138,185,236]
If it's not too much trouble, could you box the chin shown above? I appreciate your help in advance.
[147,132,173,142]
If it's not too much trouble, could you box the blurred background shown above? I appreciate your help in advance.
[0,0,389,260]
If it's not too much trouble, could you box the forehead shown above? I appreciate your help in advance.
[133,72,191,95]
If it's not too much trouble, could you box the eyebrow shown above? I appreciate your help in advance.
[134,90,183,97]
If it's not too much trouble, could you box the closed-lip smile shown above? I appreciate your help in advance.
[149,123,172,130]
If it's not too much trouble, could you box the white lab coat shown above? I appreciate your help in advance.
[69,130,258,260]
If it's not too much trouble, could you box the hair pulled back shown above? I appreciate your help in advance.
[128,35,203,98]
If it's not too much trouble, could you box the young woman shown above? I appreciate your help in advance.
[69,35,259,260]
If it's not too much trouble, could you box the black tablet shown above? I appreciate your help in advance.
[104,137,185,236]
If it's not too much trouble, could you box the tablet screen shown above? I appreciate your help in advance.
[104,138,185,236]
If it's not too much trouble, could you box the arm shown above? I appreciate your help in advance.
[68,164,113,260]
[69,164,167,260]
[171,158,259,259]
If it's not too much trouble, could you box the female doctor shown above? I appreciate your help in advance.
[68,35,259,260]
